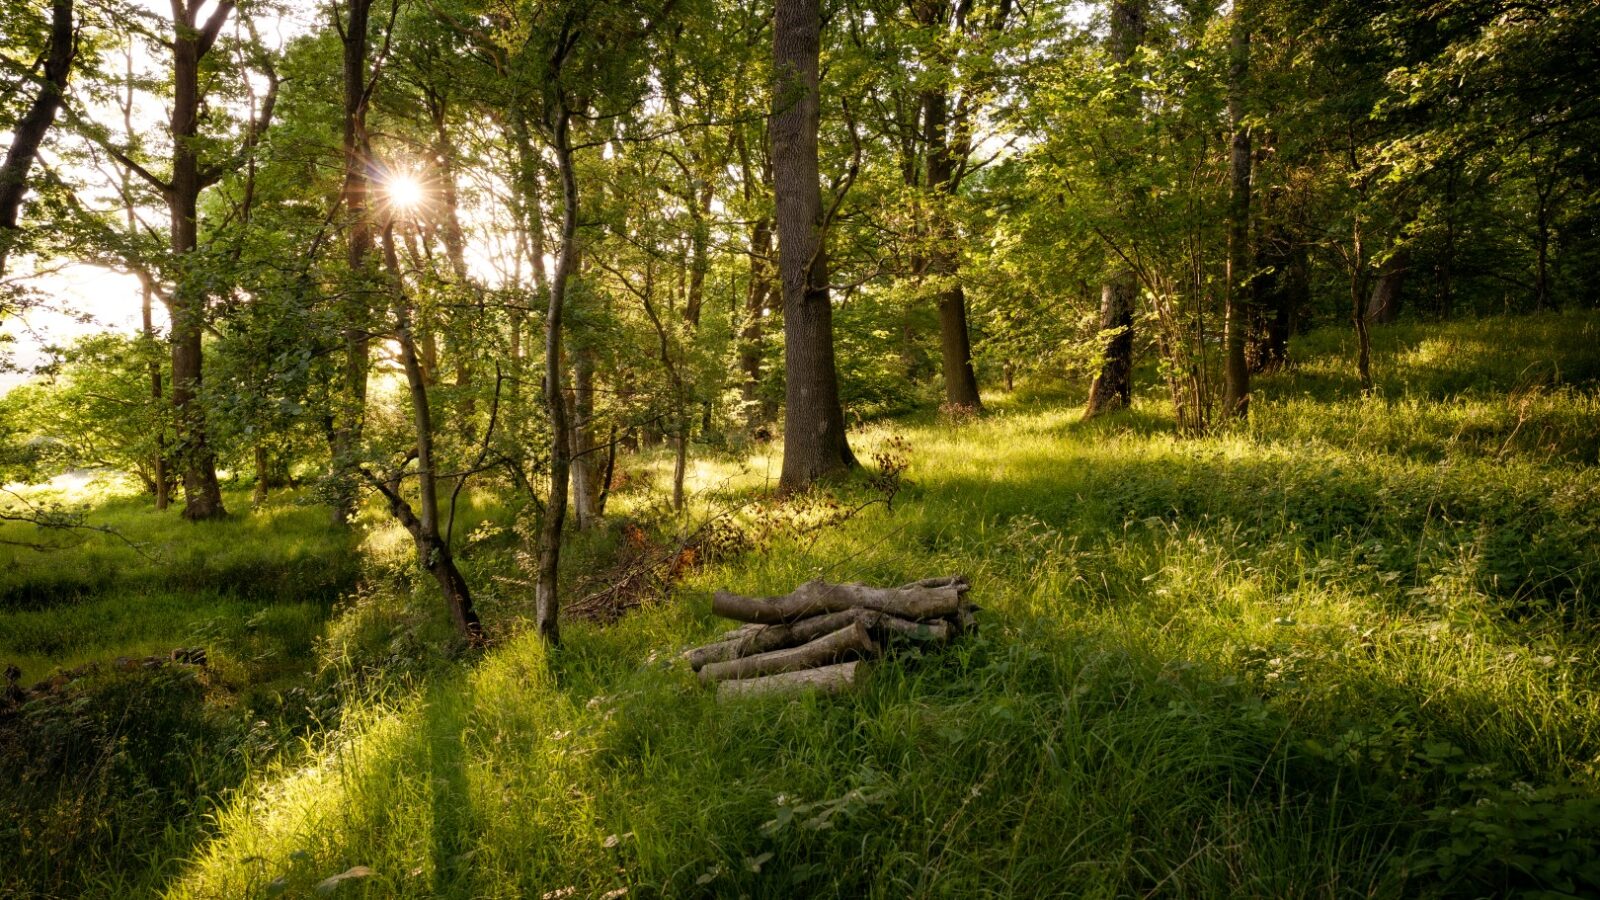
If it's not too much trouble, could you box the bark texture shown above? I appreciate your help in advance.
[712,577,968,625]
[772,0,855,492]
[1365,247,1410,325]
[697,620,877,685]
[716,661,860,700]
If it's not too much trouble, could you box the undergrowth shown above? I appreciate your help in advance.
[5,312,1600,898]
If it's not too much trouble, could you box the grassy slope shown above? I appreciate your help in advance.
[12,313,1600,898]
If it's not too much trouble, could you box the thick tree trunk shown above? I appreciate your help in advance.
[0,0,74,276]
[1221,0,1253,420]
[773,0,855,492]
[330,0,376,526]
[1084,274,1136,415]
[1365,247,1409,325]
[166,2,234,521]
[1083,0,1146,420]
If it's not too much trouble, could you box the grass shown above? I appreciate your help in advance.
[7,311,1600,898]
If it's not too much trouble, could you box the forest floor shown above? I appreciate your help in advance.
[5,312,1600,898]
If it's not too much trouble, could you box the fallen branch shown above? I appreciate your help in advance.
[698,619,878,685]
[685,607,949,671]
[716,660,861,700]
[712,576,968,625]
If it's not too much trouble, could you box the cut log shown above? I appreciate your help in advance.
[698,620,878,685]
[717,660,860,700]
[687,608,868,671]
[873,614,950,643]
[712,577,966,625]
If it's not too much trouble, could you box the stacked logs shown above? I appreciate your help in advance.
[685,576,975,699]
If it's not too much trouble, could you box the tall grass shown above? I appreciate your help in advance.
[129,313,1600,898]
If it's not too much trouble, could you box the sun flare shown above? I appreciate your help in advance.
[385,173,424,211]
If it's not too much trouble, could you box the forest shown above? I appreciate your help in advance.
[2,0,1599,896]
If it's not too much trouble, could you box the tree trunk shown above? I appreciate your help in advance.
[141,281,170,510]
[1084,274,1136,415]
[1221,0,1253,420]
[1351,218,1374,395]
[0,0,74,276]
[1083,0,1146,420]
[920,82,981,411]
[380,223,482,643]
[329,0,376,526]
[166,2,234,521]
[569,346,601,528]
[535,102,579,647]
[773,0,855,492]
[740,217,775,424]
[1365,247,1409,325]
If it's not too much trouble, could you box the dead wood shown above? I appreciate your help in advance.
[716,660,860,700]
[711,576,967,625]
[698,620,878,685]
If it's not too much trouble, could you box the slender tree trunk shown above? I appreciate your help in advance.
[0,0,74,276]
[166,2,233,521]
[1083,0,1146,419]
[773,0,855,492]
[535,102,579,647]
[740,217,775,419]
[330,0,375,525]
[1221,0,1253,420]
[121,50,170,512]
[920,77,981,410]
[377,223,482,642]
[1351,218,1374,395]
[569,346,601,528]
[141,281,170,509]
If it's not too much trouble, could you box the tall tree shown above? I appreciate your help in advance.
[1221,0,1253,418]
[0,0,75,277]
[1082,0,1145,419]
[162,0,241,519]
[773,0,855,492]
[329,0,379,525]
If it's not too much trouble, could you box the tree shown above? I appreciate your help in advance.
[0,0,75,277]
[328,0,381,526]
[1082,0,1147,419]
[106,1,280,519]
[773,0,855,492]
[1221,0,1253,419]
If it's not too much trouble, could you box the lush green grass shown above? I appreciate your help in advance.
[9,312,1600,898]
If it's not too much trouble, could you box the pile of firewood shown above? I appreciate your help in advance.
[684,575,975,699]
